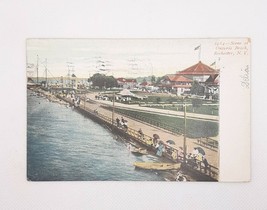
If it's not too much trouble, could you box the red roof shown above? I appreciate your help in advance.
[117,78,137,83]
[178,61,219,75]
[165,74,192,82]
[140,81,151,86]
[158,84,191,88]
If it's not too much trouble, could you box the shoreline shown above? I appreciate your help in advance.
[27,87,218,181]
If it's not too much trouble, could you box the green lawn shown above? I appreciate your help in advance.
[111,107,219,138]
[115,93,219,115]
[146,95,186,103]
[148,104,219,116]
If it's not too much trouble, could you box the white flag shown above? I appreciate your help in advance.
[210,61,216,66]
[194,45,201,50]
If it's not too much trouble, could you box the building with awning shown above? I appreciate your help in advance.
[159,74,193,95]
[175,61,220,98]
[177,61,219,83]
[118,89,136,97]
[116,78,137,89]
[117,89,143,100]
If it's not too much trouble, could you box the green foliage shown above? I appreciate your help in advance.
[167,97,177,103]
[113,108,218,138]
[191,80,205,95]
[153,104,219,116]
[156,76,165,84]
[151,75,156,83]
[156,97,161,103]
[90,73,118,89]
[192,98,203,108]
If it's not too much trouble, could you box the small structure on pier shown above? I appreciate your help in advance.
[117,89,144,101]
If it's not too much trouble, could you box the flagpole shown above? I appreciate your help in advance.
[199,45,201,61]
[194,45,201,62]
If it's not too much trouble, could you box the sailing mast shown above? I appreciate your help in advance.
[44,58,48,88]
[36,55,39,84]
[112,92,115,127]
[46,59,48,87]
[67,62,74,89]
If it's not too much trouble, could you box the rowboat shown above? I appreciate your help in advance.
[134,162,181,170]
[131,148,148,156]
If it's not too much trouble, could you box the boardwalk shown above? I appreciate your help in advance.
[79,94,219,168]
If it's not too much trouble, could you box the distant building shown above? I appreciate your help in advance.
[140,81,150,87]
[159,74,193,95]
[138,81,159,92]
[46,76,89,90]
[116,78,137,89]
[176,61,220,98]
[176,61,219,84]
[71,74,77,89]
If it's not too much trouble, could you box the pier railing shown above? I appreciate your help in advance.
[196,137,218,150]
[102,106,184,136]
[58,96,219,180]
[85,107,219,179]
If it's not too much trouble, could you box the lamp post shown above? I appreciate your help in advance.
[36,55,39,84]
[183,103,187,162]
[112,92,115,126]
[84,92,86,110]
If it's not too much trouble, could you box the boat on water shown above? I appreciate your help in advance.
[130,148,148,156]
[134,162,181,170]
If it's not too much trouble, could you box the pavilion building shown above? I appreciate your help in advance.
[176,61,219,83]
[176,61,220,98]
[160,74,193,95]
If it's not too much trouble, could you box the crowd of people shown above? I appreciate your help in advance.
[113,115,210,174]
[115,116,128,131]
[186,148,210,173]
[67,93,81,107]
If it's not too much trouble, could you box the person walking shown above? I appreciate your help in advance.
[116,117,120,127]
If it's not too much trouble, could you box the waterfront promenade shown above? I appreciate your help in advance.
[79,93,219,168]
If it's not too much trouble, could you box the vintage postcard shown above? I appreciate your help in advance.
[26,38,250,182]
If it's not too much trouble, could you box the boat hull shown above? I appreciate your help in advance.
[131,148,148,156]
[134,162,181,170]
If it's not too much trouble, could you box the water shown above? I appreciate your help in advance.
[27,90,166,181]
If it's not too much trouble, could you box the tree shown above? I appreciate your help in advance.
[191,80,205,95]
[156,76,165,84]
[151,75,156,83]
[90,73,118,89]
[105,76,118,88]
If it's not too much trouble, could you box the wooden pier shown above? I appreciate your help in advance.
[57,94,219,181]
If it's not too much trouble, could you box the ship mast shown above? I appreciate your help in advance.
[36,55,39,84]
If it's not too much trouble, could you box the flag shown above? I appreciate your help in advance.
[210,61,216,66]
[194,45,201,50]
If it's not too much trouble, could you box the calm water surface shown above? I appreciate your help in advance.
[27,90,166,181]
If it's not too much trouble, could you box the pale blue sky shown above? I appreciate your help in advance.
[26,39,218,78]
